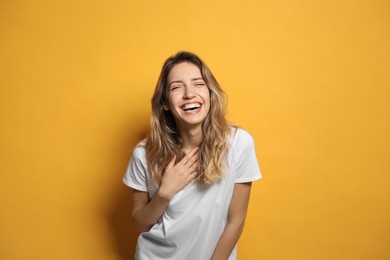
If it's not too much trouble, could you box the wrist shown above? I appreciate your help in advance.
[156,186,174,202]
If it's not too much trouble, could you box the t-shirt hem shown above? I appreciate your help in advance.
[123,177,148,192]
[235,175,262,183]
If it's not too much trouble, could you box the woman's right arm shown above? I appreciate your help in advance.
[131,189,171,232]
[131,147,199,232]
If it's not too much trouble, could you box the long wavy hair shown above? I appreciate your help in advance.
[145,51,231,184]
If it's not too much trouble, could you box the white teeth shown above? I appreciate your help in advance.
[182,103,201,110]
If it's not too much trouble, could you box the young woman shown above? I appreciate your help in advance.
[123,51,261,259]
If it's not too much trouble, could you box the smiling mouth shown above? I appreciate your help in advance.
[181,102,201,111]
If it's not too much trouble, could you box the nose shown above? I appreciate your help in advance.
[183,85,195,99]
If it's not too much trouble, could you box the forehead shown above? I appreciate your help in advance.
[167,62,202,83]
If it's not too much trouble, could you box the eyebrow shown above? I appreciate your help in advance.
[168,78,204,87]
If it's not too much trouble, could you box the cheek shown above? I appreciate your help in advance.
[202,91,211,107]
[167,94,180,109]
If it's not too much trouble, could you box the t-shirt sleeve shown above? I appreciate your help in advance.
[233,129,262,183]
[122,143,149,192]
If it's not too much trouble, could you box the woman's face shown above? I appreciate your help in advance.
[164,62,211,131]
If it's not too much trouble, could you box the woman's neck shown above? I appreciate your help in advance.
[178,126,203,153]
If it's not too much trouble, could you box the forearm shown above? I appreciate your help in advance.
[211,182,252,259]
[132,189,170,232]
[211,221,245,260]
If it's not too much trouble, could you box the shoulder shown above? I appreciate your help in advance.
[131,139,147,162]
[230,127,255,147]
[123,139,150,191]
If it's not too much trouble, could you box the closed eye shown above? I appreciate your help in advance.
[170,84,183,91]
[194,81,206,87]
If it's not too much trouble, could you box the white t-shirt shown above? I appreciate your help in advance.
[123,128,262,260]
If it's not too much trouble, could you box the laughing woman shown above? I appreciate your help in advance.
[123,51,261,260]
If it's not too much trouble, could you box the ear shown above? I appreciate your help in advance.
[163,103,170,111]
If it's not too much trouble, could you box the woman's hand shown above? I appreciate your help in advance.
[158,147,199,200]
[131,147,199,232]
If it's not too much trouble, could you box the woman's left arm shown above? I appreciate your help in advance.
[211,182,252,260]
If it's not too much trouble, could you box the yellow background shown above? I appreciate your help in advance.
[1,0,389,259]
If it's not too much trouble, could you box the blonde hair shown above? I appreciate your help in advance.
[145,51,231,184]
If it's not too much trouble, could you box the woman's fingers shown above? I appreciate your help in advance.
[161,149,199,197]
[167,154,176,168]
[181,147,199,166]
[190,164,198,176]
[166,147,199,178]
